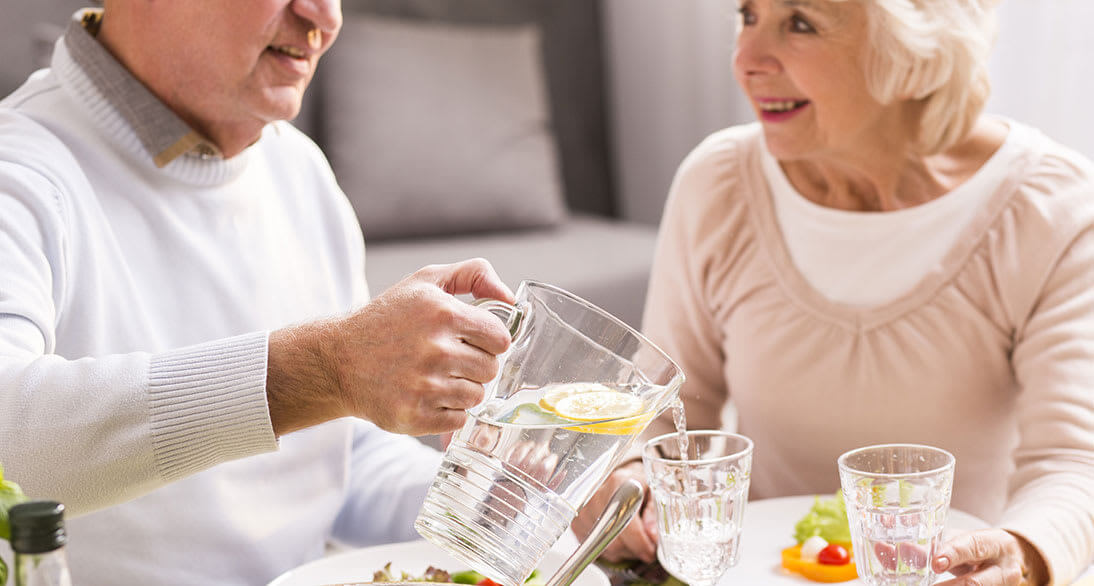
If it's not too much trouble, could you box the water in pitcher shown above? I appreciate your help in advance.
[416,382,660,586]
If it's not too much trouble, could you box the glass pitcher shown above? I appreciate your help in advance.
[415,281,685,586]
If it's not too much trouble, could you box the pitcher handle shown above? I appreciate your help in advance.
[545,479,645,586]
[473,298,525,339]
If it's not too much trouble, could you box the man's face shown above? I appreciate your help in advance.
[138,0,341,146]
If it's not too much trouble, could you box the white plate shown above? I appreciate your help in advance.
[269,537,610,586]
[719,495,989,585]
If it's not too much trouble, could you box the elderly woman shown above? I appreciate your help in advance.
[574,1,1094,584]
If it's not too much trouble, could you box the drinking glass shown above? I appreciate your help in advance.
[643,430,754,586]
[838,444,955,586]
[415,281,685,586]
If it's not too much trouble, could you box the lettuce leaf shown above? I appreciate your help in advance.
[0,463,28,542]
[792,491,851,544]
[1,463,28,586]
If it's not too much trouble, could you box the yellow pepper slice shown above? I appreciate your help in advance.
[780,543,859,583]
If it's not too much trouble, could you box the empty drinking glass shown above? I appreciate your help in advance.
[643,430,753,586]
[838,444,955,586]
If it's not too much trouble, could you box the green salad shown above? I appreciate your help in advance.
[792,491,852,544]
[371,563,544,586]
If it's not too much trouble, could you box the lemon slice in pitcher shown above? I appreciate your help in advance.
[497,402,574,425]
[538,382,615,412]
[552,389,651,435]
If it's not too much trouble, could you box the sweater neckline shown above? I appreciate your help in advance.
[745,121,1045,332]
[51,26,250,187]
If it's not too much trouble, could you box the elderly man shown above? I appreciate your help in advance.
[0,0,514,583]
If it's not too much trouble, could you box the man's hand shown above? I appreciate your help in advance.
[572,461,659,563]
[933,528,1048,586]
[267,258,515,436]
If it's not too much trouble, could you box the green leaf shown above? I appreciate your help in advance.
[792,491,851,544]
[0,463,29,542]
[450,570,485,584]
[523,569,547,586]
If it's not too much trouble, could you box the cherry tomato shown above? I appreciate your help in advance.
[817,543,850,566]
[477,579,501,586]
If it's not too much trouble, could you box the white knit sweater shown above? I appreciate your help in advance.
[0,33,441,585]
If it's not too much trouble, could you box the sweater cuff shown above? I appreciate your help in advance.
[147,331,278,481]
[1000,507,1080,585]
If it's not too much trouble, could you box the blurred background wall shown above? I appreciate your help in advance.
[2,1,1093,228]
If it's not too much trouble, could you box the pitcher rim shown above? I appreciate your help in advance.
[519,280,686,387]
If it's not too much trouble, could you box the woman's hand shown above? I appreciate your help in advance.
[571,461,659,563]
[932,528,1048,585]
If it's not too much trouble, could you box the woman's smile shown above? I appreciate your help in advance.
[756,98,811,122]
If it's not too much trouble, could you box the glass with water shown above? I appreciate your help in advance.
[643,430,753,586]
[838,444,955,586]
[414,281,685,586]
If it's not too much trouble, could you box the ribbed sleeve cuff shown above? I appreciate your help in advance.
[1000,520,1064,585]
[147,331,278,481]
[1000,497,1093,585]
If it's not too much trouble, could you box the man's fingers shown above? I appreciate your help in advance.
[508,441,532,467]
[429,258,515,303]
[449,345,501,385]
[399,407,467,436]
[460,305,512,356]
[436,408,468,433]
[437,377,486,411]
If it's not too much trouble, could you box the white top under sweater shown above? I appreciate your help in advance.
[0,32,442,585]
[764,122,1023,306]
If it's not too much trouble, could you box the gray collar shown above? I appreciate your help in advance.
[63,9,221,168]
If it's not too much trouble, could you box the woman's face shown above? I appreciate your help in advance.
[733,0,907,163]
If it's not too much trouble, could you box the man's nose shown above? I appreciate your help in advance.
[293,0,342,34]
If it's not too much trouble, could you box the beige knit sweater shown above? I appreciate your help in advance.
[640,122,1094,583]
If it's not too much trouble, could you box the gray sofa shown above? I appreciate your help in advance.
[2,0,659,328]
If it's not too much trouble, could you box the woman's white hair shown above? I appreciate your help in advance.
[836,0,1000,154]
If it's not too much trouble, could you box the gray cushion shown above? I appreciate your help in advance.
[335,0,616,217]
[320,14,567,241]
